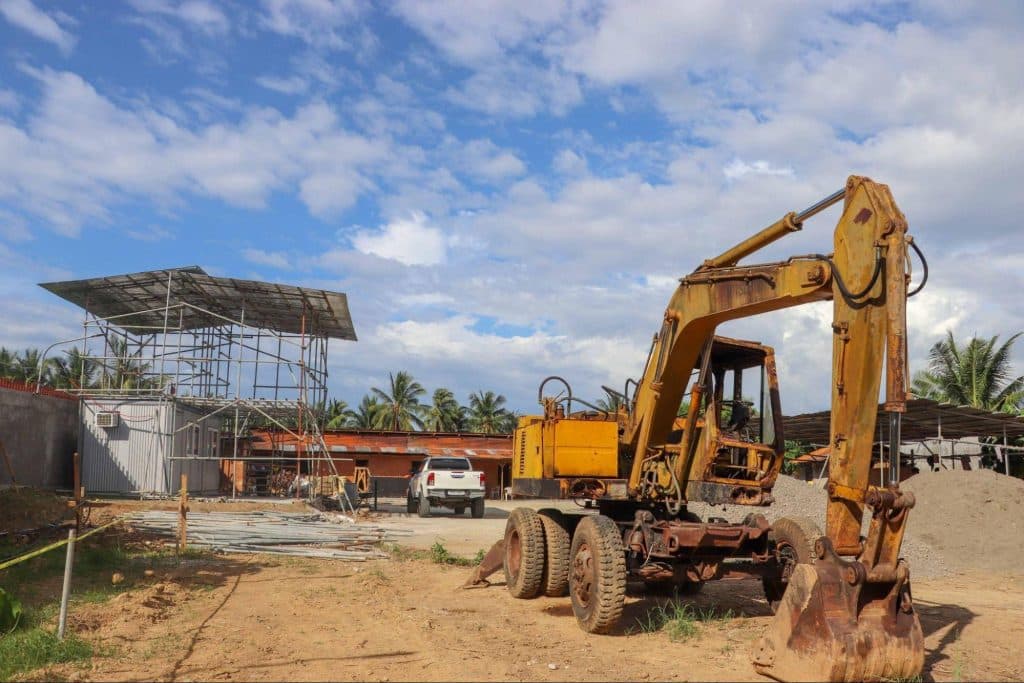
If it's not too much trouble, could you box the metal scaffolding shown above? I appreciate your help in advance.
[37,266,357,495]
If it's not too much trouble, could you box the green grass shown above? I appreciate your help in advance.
[0,606,92,680]
[428,542,482,567]
[630,598,735,642]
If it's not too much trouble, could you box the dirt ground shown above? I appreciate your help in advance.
[17,498,1024,683]
[30,555,1024,682]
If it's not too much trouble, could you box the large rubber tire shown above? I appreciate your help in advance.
[417,494,431,518]
[471,497,485,519]
[538,509,571,597]
[454,506,466,515]
[762,516,821,613]
[406,492,416,514]
[569,515,627,634]
[503,508,546,599]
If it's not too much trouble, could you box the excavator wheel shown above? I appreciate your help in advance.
[503,508,546,599]
[569,514,626,634]
[761,516,821,613]
[537,509,571,597]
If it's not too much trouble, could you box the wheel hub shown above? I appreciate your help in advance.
[571,542,593,607]
[507,529,522,580]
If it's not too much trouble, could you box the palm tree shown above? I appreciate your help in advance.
[911,331,1024,413]
[371,371,427,431]
[422,388,463,432]
[14,348,47,385]
[467,390,509,434]
[49,348,97,390]
[596,390,625,414]
[324,398,350,429]
[103,339,154,391]
[0,347,15,379]
[347,395,383,429]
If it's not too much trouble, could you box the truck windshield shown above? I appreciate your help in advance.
[428,458,471,470]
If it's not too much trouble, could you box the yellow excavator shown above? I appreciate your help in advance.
[465,176,928,681]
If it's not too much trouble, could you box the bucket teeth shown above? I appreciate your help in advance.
[752,563,925,682]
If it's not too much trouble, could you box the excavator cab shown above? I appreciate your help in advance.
[651,337,784,507]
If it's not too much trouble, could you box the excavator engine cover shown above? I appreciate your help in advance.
[751,538,924,682]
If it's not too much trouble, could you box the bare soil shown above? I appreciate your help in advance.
[23,552,1024,682]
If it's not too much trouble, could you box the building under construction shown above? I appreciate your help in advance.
[38,266,356,495]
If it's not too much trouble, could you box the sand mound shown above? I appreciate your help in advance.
[901,469,1024,573]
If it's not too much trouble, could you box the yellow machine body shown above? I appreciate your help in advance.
[513,415,619,496]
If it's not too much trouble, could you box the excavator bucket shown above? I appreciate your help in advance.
[462,539,506,589]
[751,541,924,682]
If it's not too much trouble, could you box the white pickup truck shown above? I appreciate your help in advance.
[406,456,486,518]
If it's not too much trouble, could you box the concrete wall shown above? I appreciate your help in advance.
[0,381,78,489]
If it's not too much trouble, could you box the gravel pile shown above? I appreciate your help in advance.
[901,468,1024,574]
[687,474,949,578]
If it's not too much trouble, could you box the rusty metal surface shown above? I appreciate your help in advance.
[751,547,924,682]
[462,538,506,588]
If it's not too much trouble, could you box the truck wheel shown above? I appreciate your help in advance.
[503,508,545,599]
[471,497,485,519]
[538,509,570,597]
[417,494,431,518]
[454,506,466,515]
[569,515,626,634]
[406,493,416,514]
[762,516,821,613]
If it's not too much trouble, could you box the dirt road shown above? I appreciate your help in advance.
[39,551,1024,682]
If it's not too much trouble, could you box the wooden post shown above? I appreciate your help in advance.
[0,437,16,486]
[177,473,189,552]
[72,452,82,532]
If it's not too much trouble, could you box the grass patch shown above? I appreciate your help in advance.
[0,606,92,680]
[630,597,735,642]
[380,543,429,562]
[428,542,480,567]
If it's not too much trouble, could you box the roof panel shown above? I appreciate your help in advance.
[39,266,357,340]
[783,398,1024,444]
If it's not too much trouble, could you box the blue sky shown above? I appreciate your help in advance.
[1,0,1022,414]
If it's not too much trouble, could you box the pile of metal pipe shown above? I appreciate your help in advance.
[129,510,411,560]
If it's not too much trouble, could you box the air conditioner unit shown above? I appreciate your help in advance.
[95,411,120,428]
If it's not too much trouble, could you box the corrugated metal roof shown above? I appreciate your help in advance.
[39,266,356,340]
[783,398,1024,443]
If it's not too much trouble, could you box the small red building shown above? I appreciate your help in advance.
[221,429,512,498]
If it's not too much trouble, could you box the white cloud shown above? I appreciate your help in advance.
[723,159,795,181]
[260,0,366,49]
[242,248,291,269]
[254,74,309,95]
[128,0,229,35]
[0,69,395,234]
[125,224,174,242]
[0,0,76,54]
[351,212,446,267]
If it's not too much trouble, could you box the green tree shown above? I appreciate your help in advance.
[49,348,97,390]
[371,371,426,431]
[422,388,463,432]
[103,339,154,391]
[467,390,509,434]
[595,390,625,414]
[347,395,383,429]
[324,398,350,429]
[911,331,1024,413]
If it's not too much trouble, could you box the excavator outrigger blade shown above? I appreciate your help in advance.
[462,538,506,589]
[752,536,925,682]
